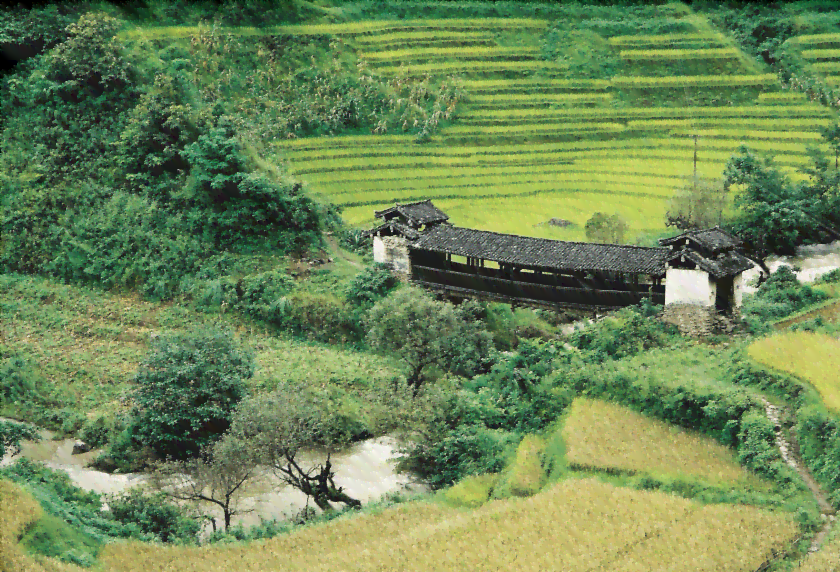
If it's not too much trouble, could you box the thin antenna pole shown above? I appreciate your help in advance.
[693,134,698,189]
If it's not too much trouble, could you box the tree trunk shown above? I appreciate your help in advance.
[326,486,362,509]
[224,507,232,531]
[407,362,425,396]
[312,493,334,512]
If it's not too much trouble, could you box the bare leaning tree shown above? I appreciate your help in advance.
[227,383,362,512]
[151,435,258,532]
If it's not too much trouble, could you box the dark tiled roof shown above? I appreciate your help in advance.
[669,250,755,278]
[363,221,420,240]
[413,225,671,274]
[659,227,742,252]
[374,200,449,226]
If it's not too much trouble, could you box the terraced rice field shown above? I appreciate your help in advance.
[748,332,840,413]
[562,398,767,488]
[786,33,840,91]
[1,476,799,572]
[269,10,837,241]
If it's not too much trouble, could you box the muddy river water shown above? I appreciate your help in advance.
[742,239,840,291]
[1,426,427,529]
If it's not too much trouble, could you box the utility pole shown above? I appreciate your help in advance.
[693,133,698,191]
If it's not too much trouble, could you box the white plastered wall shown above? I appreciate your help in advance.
[733,272,746,308]
[373,235,411,275]
[373,235,386,264]
[665,267,716,306]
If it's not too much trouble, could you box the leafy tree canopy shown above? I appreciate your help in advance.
[584,212,627,244]
[132,326,254,460]
[724,145,821,256]
[366,288,494,393]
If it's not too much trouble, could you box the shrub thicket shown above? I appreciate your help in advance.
[130,326,254,461]
[107,489,200,544]
[0,12,323,301]
[366,288,495,393]
[399,340,572,488]
[0,419,39,458]
[569,305,676,362]
[740,265,828,330]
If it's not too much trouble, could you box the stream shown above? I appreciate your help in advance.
[0,424,427,530]
[742,239,840,293]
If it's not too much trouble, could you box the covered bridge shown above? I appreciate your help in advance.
[366,200,753,313]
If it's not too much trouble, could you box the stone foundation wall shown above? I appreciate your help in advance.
[660,304,741,337]
[660,304,716,337]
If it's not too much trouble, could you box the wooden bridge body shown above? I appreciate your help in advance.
[367,200,753,313]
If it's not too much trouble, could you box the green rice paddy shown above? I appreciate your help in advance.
[261,10,837,242]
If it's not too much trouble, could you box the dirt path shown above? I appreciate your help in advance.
[759,398,836,553]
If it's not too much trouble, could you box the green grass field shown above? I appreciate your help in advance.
[0,273,398,421]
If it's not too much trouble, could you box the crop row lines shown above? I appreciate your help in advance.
[463,78,611,92]
[789,33,840,46]
[290,136,826,168]
[443,122,628,136]
[279,138,687,159]
[278,129,825,158]
[461,104,831,121]
[291,156,579,175]
[607,33,726,46]
[370,60,559,75]
[619,47,741,60]
[298,155,695,177]
[812,61,840,72]
[610,74,777,88]
[288,140,827,172]
[302,157,731,185]
[352,30,495,44]
[117,18,549,41]
[312,164,712,188]
[333,184,671,208]
[275,127,825,155]
[468,92,613,104]
[360,46,538,63]
[800,48,840,61]
[440,118,831,138]
[303,149,807,181]
[324,177,682,200]
[306,163,643,182]
[357,38,497,50]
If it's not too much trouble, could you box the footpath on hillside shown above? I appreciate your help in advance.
[759,398,837,554]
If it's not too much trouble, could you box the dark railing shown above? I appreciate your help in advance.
[412,265,665,308]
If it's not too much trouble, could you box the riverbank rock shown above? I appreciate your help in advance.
[72,441,91,455]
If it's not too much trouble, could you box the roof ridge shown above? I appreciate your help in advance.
[429,225,669,252]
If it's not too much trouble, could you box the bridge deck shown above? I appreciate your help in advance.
[412,265,664,310]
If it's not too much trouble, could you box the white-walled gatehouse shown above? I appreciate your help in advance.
[660,227,754,313]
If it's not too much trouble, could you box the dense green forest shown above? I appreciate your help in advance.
[5,2,840,571]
